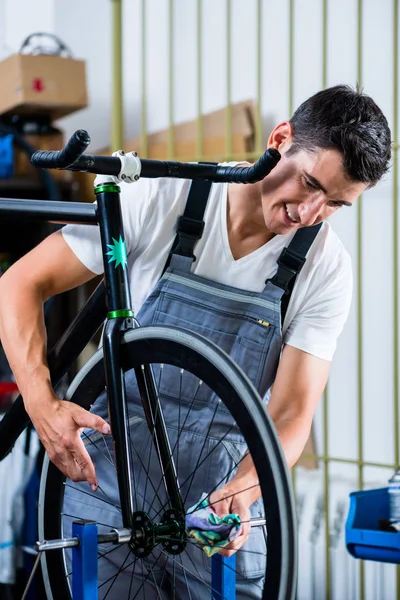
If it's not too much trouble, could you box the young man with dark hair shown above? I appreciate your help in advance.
[0,85,391,597]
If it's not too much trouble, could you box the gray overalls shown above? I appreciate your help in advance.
[63,181,321,599]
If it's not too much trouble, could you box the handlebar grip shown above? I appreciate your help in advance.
[31,129,91,169]
[214,148,281,183]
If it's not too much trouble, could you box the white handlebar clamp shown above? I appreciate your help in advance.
[112,150,142,183]
[94,150,142,187]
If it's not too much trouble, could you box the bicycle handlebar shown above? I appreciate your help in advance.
[31,129,281,184]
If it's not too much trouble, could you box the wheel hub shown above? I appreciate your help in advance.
[129,509,187,557]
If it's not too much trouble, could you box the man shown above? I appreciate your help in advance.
[0,85,391,596]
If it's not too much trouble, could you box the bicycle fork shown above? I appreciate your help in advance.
[103,316,184,528]
[97,181,184,534]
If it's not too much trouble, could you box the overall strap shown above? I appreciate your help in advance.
[269,223,323,323]
[163,168,216,274]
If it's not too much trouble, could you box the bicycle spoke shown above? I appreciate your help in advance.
[181,426,238,501]
[160,548,220,599]
[146,363,184,514]
[82,431,116,472]
[157,551,170,592]
[99,549,133,594]
[61,513,118,530]
[142,412,157,513]
[147,377,203,517]
[166,378,203,462]
[187,452,252,515]
[64,483,121,513]
[130,550,164,600]
[187,543,264,594]
[140,558,147,600]
[127,550,136,599]
[157,536,267,556]
[133,427,152,509]
[128,436,165,514]
[97,484,123,511]
[149,415,237,524]
[140,364,172,515]
[167,544,264,597]
[66,543,129,579]
[190,483,261,517]
[101,432,115,468]
[151,423,237,522]
[98,544,124,560]
[182,398,222,505]
[179,554,194,600]
[21,553,41,600]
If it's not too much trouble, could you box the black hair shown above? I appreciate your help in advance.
[288,85,391,186]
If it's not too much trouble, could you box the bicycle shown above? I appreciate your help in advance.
[0,130,297,599]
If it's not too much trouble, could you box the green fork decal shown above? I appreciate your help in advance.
[106,235,128,269]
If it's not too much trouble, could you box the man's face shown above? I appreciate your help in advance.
[259,146,368,235]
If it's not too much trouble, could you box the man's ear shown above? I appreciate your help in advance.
[267,122,293,151]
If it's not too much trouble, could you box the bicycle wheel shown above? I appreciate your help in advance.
[39,325,297,600]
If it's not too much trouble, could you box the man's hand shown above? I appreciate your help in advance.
[27,397,111,491]
[209,474,258,557]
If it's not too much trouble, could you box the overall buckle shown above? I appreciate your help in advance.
[175,217,205,259]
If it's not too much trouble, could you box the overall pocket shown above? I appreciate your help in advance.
[153,292,275,401]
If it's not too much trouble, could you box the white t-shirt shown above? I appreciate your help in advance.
[62,173,353,361]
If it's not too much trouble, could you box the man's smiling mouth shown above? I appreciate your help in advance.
[285,204,300,223]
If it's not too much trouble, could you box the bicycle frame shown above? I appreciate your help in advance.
[0,184,184,529]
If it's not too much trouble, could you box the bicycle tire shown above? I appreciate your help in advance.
[38,325,297,600]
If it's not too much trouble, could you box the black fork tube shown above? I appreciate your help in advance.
[102,317,135,526]
[136,364,185,515]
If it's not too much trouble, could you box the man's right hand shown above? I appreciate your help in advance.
[27,396,111,491]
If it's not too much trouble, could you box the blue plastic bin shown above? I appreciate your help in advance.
[346,487,400,563]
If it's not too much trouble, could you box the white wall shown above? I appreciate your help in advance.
[1,0,399,596]
[2,0,55,55]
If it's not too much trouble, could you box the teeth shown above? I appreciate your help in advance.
[285,205,297,222]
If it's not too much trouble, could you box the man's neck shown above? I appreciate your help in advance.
[226,183,276,260]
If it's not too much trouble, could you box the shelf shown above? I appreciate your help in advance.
[0,175,76,195]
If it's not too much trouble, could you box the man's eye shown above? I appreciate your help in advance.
[304,178,317,191]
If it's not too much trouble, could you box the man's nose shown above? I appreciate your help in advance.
[298,196,325,226]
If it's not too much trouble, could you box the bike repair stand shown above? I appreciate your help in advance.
[71,520,236,600]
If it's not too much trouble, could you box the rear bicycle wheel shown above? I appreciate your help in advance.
[39,325,297,600]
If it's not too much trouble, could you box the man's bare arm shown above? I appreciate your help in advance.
[267,344,330,468]
[0,230,111,488]
[210,344,330,556]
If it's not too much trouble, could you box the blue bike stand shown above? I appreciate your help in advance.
[72,521,98,600]
[71,520,236,599]
[211,553,237,599]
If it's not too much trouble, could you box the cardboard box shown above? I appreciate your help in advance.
[126,100,256,161]
[0,54,87,120]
